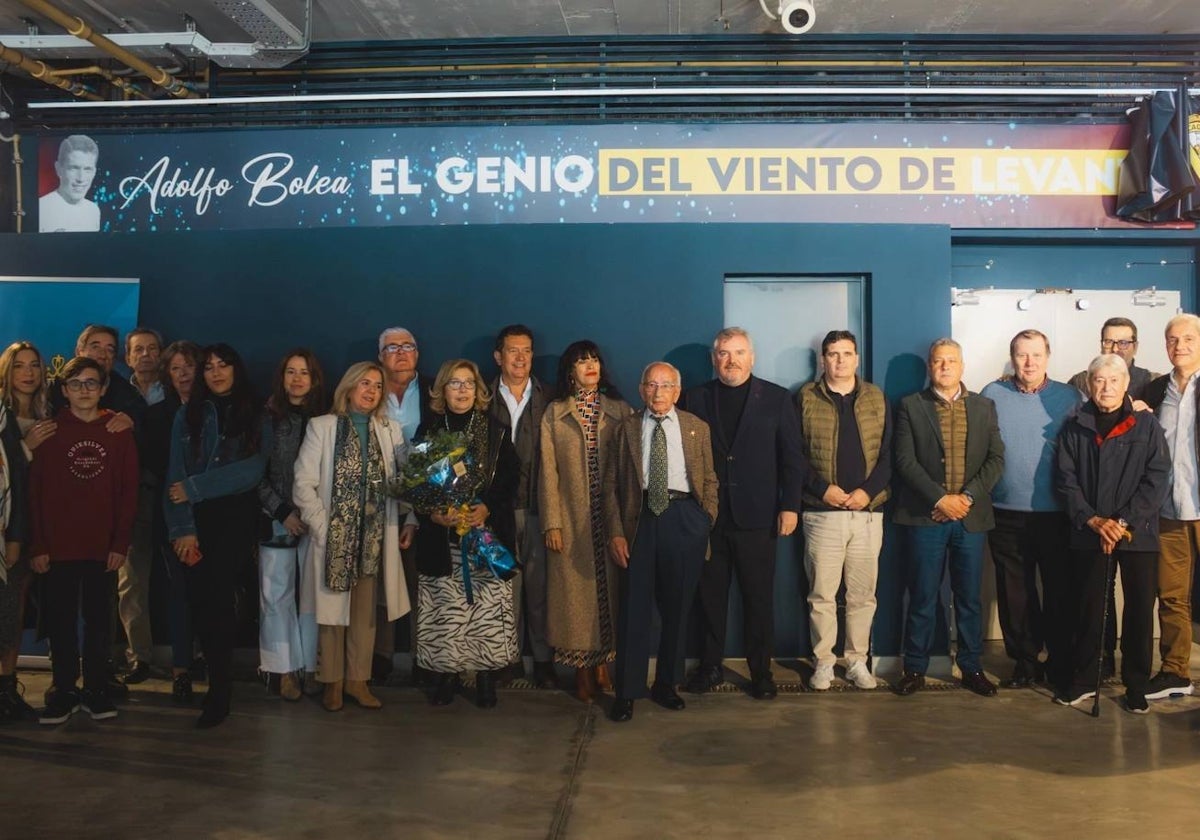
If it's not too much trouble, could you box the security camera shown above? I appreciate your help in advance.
[779,0,815,34]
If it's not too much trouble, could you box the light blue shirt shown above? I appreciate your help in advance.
[132,375,165,406]
[386,377,421,446]
[640,408,690,493]
[1159,371,1200,520]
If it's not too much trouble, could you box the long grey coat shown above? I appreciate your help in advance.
[538,394,631,653]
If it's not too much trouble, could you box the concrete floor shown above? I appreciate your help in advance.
[3,643,1198,840]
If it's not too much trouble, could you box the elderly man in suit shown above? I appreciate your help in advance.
[894,337,1005,698]
[682,327,807,700]
[605,362,719,722]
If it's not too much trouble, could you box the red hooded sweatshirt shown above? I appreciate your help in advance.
[29,408,138,563]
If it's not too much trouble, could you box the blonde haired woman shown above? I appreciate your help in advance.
[413,358,519,708]
[293,361,414,712]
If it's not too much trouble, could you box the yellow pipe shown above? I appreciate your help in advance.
[0,44,104,100]
[43,64,150,98]
[16,0,194,98]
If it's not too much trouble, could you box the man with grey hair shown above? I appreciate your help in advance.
[373,326,434,685]
[682,327,807,700]
[1141,312,1200,701]
[39,135,101,233]
[893,338,1005,698]
[604,362,718,722]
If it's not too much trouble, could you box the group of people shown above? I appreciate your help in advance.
[0,313,1194,731]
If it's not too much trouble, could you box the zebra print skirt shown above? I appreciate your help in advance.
[416,545,518,673]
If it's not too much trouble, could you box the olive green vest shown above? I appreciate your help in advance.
[799,378,889,510]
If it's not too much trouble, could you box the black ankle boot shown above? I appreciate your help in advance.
[431,673,458,706]
[476,670,498,709]
[196,684,231,729]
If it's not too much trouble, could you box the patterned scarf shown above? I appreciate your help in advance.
[323,415,387,591]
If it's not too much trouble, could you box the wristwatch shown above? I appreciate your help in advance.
[963,490,975,505]
[1117,517,1129,530]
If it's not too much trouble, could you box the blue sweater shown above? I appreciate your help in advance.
[979,378,1082,512]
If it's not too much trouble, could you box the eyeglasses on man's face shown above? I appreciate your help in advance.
[382,343,418,355]
[65,378,102,392]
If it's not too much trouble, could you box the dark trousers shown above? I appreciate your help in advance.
[44,560,112,693]
[188,492,257,706]
[696,523,776,679]
[987,509,1071,679]
[614,497,709,700]
[903,522,986,675]
[1066,549,1156,697]
[164,539,195,670]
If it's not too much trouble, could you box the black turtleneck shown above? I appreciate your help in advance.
[211,392,234,435]
[1094,401,1129,440]
[716,378,751,443]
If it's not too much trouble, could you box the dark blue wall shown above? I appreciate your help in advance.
[2,223,1196,663]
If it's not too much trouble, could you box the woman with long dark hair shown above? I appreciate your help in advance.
[165,344,269,728]
[538,340,631,702]
[258,348,326,701]
[0,341,37,722]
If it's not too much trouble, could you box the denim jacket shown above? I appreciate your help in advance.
[164,401,271,539]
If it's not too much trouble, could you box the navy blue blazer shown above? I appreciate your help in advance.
[682,375,808,531]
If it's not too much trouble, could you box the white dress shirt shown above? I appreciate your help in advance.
[1160,370,1200,521]
[498,378,531,443]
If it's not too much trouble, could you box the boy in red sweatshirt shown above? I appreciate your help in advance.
[29,356,138,725]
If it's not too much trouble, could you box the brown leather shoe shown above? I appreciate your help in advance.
[594,663,613,693]
[322,680,344,712]
[345,680,382,709]
[894,671,925,696]
[279,673,302,702]
[575,667,597,703]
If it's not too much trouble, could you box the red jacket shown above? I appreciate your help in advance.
[29,408,139,562]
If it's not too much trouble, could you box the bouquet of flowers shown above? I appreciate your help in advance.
[391,429,519,602]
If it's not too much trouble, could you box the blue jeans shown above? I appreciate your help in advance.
[903,522,985,675]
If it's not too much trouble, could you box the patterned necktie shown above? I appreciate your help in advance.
[648,415,669,516]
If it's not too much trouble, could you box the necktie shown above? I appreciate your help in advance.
[648,415,669,516]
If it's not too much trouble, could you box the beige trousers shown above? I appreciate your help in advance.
[317,575,378,683]
[803,510,883,667]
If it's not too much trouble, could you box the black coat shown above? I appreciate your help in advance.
[488,376,553,513]
[892,388,1005,532]
[1056,401,1171,552]
[413,412,519,577]
[681,376,807,531]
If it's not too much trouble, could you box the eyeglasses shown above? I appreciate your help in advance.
[382,343,418,355]
[447,379,476,391]
[1101,339,1135,350]
[643,381,679,391]
[65,379,102,392]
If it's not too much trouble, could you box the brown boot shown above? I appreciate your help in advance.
[594,663,613,693]
[279,673,302,702]
[322,680,344,712]
[345,680,382,709]
[575,667,597,703]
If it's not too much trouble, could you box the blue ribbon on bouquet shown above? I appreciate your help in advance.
[458,521,520,605]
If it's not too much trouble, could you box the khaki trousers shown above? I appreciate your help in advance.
[1156,518,1197,678]
[317,575,377,683]
[803,510,883,667]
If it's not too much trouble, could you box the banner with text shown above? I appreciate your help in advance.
[33,122,1157,232]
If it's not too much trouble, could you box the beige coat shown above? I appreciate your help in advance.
[293,413,412,627]
[538,394,631,653]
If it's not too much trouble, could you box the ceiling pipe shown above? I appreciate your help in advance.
[43,64,151,99]
[0,43,103,101]
[14,0,195,98]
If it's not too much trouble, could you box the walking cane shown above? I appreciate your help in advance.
[1091,547,1115,719]
[1092,527,1132,718]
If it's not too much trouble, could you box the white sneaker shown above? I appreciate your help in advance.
[810,663,835,691]
[846,660,877,690]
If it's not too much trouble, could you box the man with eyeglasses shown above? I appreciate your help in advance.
[604,362,718,722]
[1068,316,1159,677]
[28,357,138,725]
[374,326,434,686]
[52,325,144,434]
[797,330,892,692]
[1141,313,1200,703]
[488,325,556,688]
[1069,317,1158,402]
